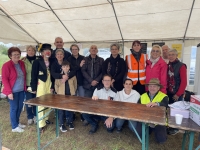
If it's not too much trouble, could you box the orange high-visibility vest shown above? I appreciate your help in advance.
[126,53,147,85]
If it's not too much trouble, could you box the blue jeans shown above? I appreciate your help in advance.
[76,85,85,97]
[25,91,36,119]
[9,91,24,129]
[59,110,73,125]
[84,87,96,98]
[116,118,137,132]
[82,113,115,131]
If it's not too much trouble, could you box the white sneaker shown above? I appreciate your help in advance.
[33,116,37,124]
[18,123,26,128]
[12,127,24,133]
[28,119,33,125]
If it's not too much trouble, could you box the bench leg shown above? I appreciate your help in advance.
[36,106,41,150]
[142,123,149,150]
[55,109,59,137]
[182,131,187,150]
[188,131,194,150]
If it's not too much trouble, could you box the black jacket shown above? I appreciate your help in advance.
[31,56,54,91]
[81,55,104,89]
[67,54,85,86]
[51,60,75,79]
[102,54,126,91]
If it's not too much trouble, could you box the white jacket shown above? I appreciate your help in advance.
[117,89,140,103]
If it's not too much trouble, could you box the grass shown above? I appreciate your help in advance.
[0,99,199,150]
[0,54,9,74]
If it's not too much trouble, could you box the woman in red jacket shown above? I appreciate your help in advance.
[146,45,167,93]
[2,47,26,133]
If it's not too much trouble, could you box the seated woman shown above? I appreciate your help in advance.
[146,45,167,93]
[115,79,140,132]
[137,78,168,144]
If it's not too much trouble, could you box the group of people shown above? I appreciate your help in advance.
[2,37,188,144]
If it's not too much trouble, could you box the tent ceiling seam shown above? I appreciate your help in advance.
[44,0,77,43]
[26,0,49,10]
[183,0,196,42]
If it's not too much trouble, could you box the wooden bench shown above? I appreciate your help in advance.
[25,94,166,150]
[168,114,200,150]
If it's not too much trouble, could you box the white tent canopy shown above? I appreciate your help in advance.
[0,0,200,45]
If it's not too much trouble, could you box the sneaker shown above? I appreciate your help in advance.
[45,120,51,125]
[33,116,37,124]
[12,127,24,133]
[28,119,33,125]
[60,125,67,132]
[82,120,89,126]
[89,125,98,134]
[18,123,26,129]
[116,128,122,133]
[168,128,179,135]
[69,123,74,130]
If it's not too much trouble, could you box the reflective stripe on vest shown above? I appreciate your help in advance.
[140,91,167,104]
[126,54,147,85]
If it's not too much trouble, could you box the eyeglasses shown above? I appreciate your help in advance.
[151,50,160,53]
[12,54,21,56]
[168,54,176,56]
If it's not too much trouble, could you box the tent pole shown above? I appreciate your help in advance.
[44,0,77,43]
[0,8,39,44]
[109,0,124,57]
[183,0,195,42]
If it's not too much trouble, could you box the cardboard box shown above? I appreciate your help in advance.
[190,95,200,126]
[170,108,190,118]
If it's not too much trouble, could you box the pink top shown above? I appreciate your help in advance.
[146,56,167,93]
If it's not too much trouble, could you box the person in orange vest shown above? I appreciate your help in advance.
[125,40,148,95]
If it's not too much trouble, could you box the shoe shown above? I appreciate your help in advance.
[39,127,45,134]
[107,129,113,133]
[69,123,74,130]
[82,120,89,126]
[116,128,122,133]
[80,114,84,122]
[60,125,67,132]
[33,116,37,124]
[168,128,179,135]
[12,127,24,133]
[28,119,33,125]
[18,123,26,128]
[45,120,51,124]
[89,125,98,134]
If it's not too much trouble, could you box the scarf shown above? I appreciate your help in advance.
[130,49,141,62]
[26,55,36,64]
[149,57,160,68]
[107,54,120,78]
[168,58,179,93]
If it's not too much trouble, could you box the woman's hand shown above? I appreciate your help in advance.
[146,102,158,107]
[8,93,13,100]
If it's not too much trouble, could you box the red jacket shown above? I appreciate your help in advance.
[146,57,167,93]
[2,60,26,95]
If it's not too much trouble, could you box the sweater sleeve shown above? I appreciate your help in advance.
[176,65,187,97]
[31,60,39,92]
[2,63,12,95]
[50,62,62,79]
[160,63,167,94]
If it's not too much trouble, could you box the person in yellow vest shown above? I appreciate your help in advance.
[137,78,168,143]
[125,40,148,95]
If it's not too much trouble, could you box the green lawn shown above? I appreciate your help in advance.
[0,54,9,75]
[0,99,199,150]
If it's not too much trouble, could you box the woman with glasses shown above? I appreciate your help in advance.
[146,45,167,93]
[2,47,26,133]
